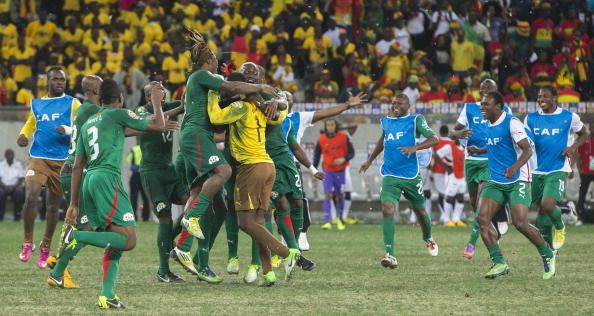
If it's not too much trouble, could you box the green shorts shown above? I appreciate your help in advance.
[60,167,89,229]
[531,172,567,205]
[481,181,531,207]
[465,159,490,193]
[82,170,136,230]
[141,165,189,216]
[174,154,189,189]
[271,160,304,201]
[179,127,227,186]
[380,175,425,210]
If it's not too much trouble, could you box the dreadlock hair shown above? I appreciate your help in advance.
[186,28,214,69]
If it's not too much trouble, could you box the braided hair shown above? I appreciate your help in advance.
[186,28,215,69]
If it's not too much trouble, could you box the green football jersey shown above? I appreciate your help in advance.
[180,70,223,134]
[76,108,149,174]
[415,115,435,138]
[65,100,102,164]
[135,101,180,171]
[265,123,291,160]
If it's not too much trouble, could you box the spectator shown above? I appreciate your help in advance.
[406,1,432,52]
[162,43,190,93]
[0,149,25,221]
[509,21,531,63]
[403,75,421,105]
[127,144,150,222]
[504,65,532,95]
[558,85,580,103]
[556,6,579,38]
[450,28,475,80]
[577,122,594,218]
[113,58,149,109]
[419,77,448,103]
[463,11,490,70]
[504,84,527,103]
[381,43,409,89]
[15,78,34,107]
[10,36,36,86]
[324,18,342,47]
[313,119,355,230]
[431,0,460,38]
[314,69,339,103]
[429,34,452,84]
[0,66,18,105]
[375,26,396,56]
[531,2,554,50]
[531,50,555,87]
[393,12,411,55]
[25,9,58,49]
[303,24,333,73]
[482,2,506,43]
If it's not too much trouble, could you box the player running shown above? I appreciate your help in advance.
[435,137,467,226]
[49,80,167,308]
[360,94,439,269]
[472,91,556,280]
[524,85,588,250]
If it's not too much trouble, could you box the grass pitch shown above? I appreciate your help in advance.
[1,221,593,315]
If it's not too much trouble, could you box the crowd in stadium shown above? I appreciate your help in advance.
[0,0,593,107]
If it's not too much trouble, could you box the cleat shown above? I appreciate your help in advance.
[542,254,556,280]
[19,242,35,262]
[157,272,185,283]
[336,220,346,231]
[37,245,50,269]
[284,248,300,281]
[381,254,398,269]
[485,263,510,279]
[244,264,260,284]
[260,271,276,287]
[296,255,316,271]
[227,257,239,274]
[47,256,79,288]
[446,221,455,227]
[98,295,125,309]
[344,217,360,225]
[331,217,338,224]
[271,255,281,268]
[59,225,77,258]
[552,227,566,250]
[321,223,332,230]
[426,238,439,256]
[463,244,475,259]
[497,221,509,235]
[169,247,198,275]
[455,221,467,227]
[47,273,80,289]
[197,266,223,284]
[182,217,205,239]
[298,233,310,251]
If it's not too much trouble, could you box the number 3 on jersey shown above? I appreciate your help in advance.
[87,126,100,161]
[68,125,78,155]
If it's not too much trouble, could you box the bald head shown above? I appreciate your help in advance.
[479,79,498,99]
[81,75,103,103]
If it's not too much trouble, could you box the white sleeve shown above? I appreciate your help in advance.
[431,12,439,23]
[510,118,528,143]
[300,111,315,128]
[522,116,531,131]
[456,105,468,126]
[436,144,452,160]
[570,112,585,133]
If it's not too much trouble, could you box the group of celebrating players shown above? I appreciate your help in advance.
[15,29,587,309]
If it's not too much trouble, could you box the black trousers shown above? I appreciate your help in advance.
[130,172,150,221]
[577,173,594,216]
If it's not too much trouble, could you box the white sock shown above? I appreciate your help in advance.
[409,211,417,224]
[444,200,453,223]
[343,195,352,218]
[330,200,337,220]
[452,201,464,222]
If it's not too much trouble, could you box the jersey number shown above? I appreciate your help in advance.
[87,126,99,161]
[162,131,173,143]
[518,182,526,199]
[558,179,565,195]
[416,181,423,195]
[294,174,302,188]
[68,125,77,155]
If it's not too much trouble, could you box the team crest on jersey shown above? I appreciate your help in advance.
[127,110,141,120]
[122,212,135,221]
[80,215,88,224]
[208,155,220,164]
[270,191,279,199]
[26,170,35,177]
[137,107,147,114]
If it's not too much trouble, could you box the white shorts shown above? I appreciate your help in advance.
[444,174,467,197]
[420,167,431,191]
[343,167,352,192]
[433,172,447,195]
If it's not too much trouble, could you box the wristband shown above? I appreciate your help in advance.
[309,165,319,174]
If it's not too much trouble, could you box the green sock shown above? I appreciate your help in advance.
[100,248,122,299]
[51,244,84,278]
[250,238,261,266]
[208,201,227,251]
[172,214,183,239]
[487,244,505,265]
[157,222,173,274]
[468,205,480,246]
[537,243,554,260]
[193,208,214,270]
[536,213,553,247]
[225,208,239,259]
[382,217,395,256]
[74,231,127,250]
[549,206,565,230]
[290,205,304,240]
[185,193,212,219]
[176,229,193,252]
[418,210,432,241]
[275,209,299,249]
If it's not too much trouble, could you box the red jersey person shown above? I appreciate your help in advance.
[313,119,355,230]
[432,125,455,223]
[436,137,467,226]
